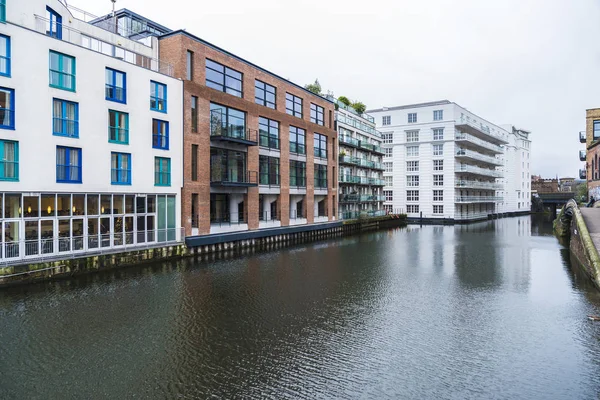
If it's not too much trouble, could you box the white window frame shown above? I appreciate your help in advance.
[406,161,419,172]
[433,174,444,186]
[433,144,443,156]
[406,145,419,157]
[433,160,444,171]
[407,175,419,187]
[433,128,444,141]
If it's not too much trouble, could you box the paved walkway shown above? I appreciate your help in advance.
[580,208,600,252]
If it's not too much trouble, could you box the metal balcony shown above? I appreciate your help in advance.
[580,150,586,161]
[210,110,258,145]
[580,131,586,143]
[210,170,258,187]
[455,117,509,144]
[455,132,503,154]
[455,196,504,203]
[455,180,503,190]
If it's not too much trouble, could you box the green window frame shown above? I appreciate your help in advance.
[0,139,18,181]
[0,0,6,23]
[109,110,129,144]
[155,157,171,186]
[49,51,76,91]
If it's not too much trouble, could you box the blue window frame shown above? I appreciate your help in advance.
[56,146,82,183]
[111,152,131,185]
[49,51,75,91]
[109,110,129,144]
[46,6,62,39]
[150,81,167,113]
[152,119,169,150]
[52,99,78,138]
[0,0,6,23]
[155,157,171,186]
[0,139,17,181]
[106,68,126,103]
[0,86,14,130]
[0,35,10,76]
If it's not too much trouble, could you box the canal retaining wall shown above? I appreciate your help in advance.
[0,215,408,288]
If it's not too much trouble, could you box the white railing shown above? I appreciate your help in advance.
[455,148,503,166]
[455,132,503,153]
[455,212,492,220]
[455,196,504,203]
[0,228,183,267]
[455,180,503,190]
[455,163,503,178]
[455,117,508,143]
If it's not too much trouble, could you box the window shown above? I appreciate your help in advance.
[433,160,444,171]
[108,110,129,144]
[259,117,280,149]
[286,93,303,118]
[191,144,198,181]
[152,119,169,150]
[407,190,419,202]
[314,133,327,158]
[46,7,62,39]
[406,146,419,157]
[433,128,444,141]
[210,103,246,139]
[407,175,419,187]
[311,103,324,125]
[433,190,443,202]
[433,110,443,121]
[314,164,328,188]
[384,204,393,213]
[111,152,131,185]
[383,132,393,144]
[384,147,393,157]
[0,87,14,129]
[53,99,78,137]
[186,50,194,80]
[408,113,417,123]
[0,0,5,23]
[289,126,306,154]
[0,35,10,76]
[150,81,167,112]
[0,139,17,181]
[407,204,420,214]
[406,130,419,143]
[594,120,600,140]
[205,59,242,97]
[384,190,393,202]
[433,174,444,186]
[191,96,198,132]
[433,205,444,214]
[259,155,280,186]
[155,157,171,186]
[255,80,276,109]
[290,160,306,187]
[384,162,393,173]
[407,161,419,172]
[382,116,391,126]
[433,144,443,156]
[105,68,126,103]
[56,146,82,183]
[384,176,393,186]
[49,51,75,91]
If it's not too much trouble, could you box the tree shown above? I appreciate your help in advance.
[351,101,366,115]
[338,96,351,106]
[576,182,588,202]
[305,79,321,95]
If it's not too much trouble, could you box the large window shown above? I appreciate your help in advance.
[433,174,444,186]
[53,99,78,138]
[384,176,393,186]
[56,146,82,183]
[433,190,443,202]
[108,110,129,144]
[205,59,243,98]
[433,205,443,214]
[433,110,443,121]
[384,162,393,173]
[150,81,167,112]
[255,80,276,109]
[385,147,392,157]
[259,117,280,149]
[290,160,306,187]
[407,161,419,172]
[594,120,600,140]
[0,35,10,77]
[210,148,249,184]
[406,175,419,187]
[406,146,419,157]
[408,113,417,123]
[433,128,444,141]
[259,155,280,186]
[111,152,131,185]
[385,190,393,202]
[191,96,198,133]
[314,133,327,158]
[106,68,126,103]
[406,130,419,143]
[155,157,171,186]
[314,164,327,188]
[433,160,444,171]
[0,139,17,181]
[0,87,14,129]
[382,116,391,126]
[152,119,169,150]
[286,93,303,118]
[383,132,393,144]
[407,190,419,202]
[210,103,246,139]
[407,205,419,214]
[433,144,444,156]
[311,103,324,125]
[289,126,306,154]
[46,6,62,39]
[49,51,75,91]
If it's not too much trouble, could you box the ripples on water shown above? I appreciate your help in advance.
[2,216,600,399]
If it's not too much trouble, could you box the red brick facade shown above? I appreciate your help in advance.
[585,109,600,199]
[158,32,337,235]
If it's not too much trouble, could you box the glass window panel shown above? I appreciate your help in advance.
[113,195,124,214]
[136,196,146,214]
[57,194,71,216]
[58,219,71,252]
[100,217,111,247]
[41,194,55,217]
[87,194,99,215]
[147,196,156,213]
[101,195,111,215]
[24,196,39,218]
[88,219,99,249]
[125,195,135,214]
[73,194,85,216]
[4,194,20,218]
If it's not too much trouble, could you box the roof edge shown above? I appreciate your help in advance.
[366,100,452,113]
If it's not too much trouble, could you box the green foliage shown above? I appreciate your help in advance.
[305,79,322,95]
[351,101,366,114]
[576,182,588,201]
[338,96,351,106]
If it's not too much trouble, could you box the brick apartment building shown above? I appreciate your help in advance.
[158,31,337,236]
[580,108,600,199]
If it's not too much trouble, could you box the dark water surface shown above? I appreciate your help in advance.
[2,216,600,399]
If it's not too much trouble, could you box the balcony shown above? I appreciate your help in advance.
[455,117,509,144]
[339,175,385,186]
[455,180,503,190]
[580,150,586,161]
[339,136,384,154]
[580,169,587,180]
[455,212,492,221]
[338,210,387,220]
[455,132,503,154]
[336,111,380,137]
[339,155,384,170]
[210,110,258,145]
[580,131,586,143]
[34,15,173,76]
[455,196,504,203]
[455,163,503,178]
[455,148,503,166]
[339,136,360,148]
[210,170,258,187]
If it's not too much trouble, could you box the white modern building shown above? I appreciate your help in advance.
[334,98,385,219]
[368,101,531,221]
[0,0,183,264]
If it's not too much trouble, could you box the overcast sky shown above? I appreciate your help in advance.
[68,0,600,178]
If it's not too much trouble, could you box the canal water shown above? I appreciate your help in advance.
[2,216,600,399]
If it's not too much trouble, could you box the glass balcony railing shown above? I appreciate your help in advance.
[579,150,586,161]
[455,117,508,144]
[455,148,503,166]
[339,155,383,170]
[455,163,503,178]
[455,180,503,190]
[455,132,503,153]
[580,131,586,143]
[455,196,504,203]
[338,210,387,220]
[336,112,380,137]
